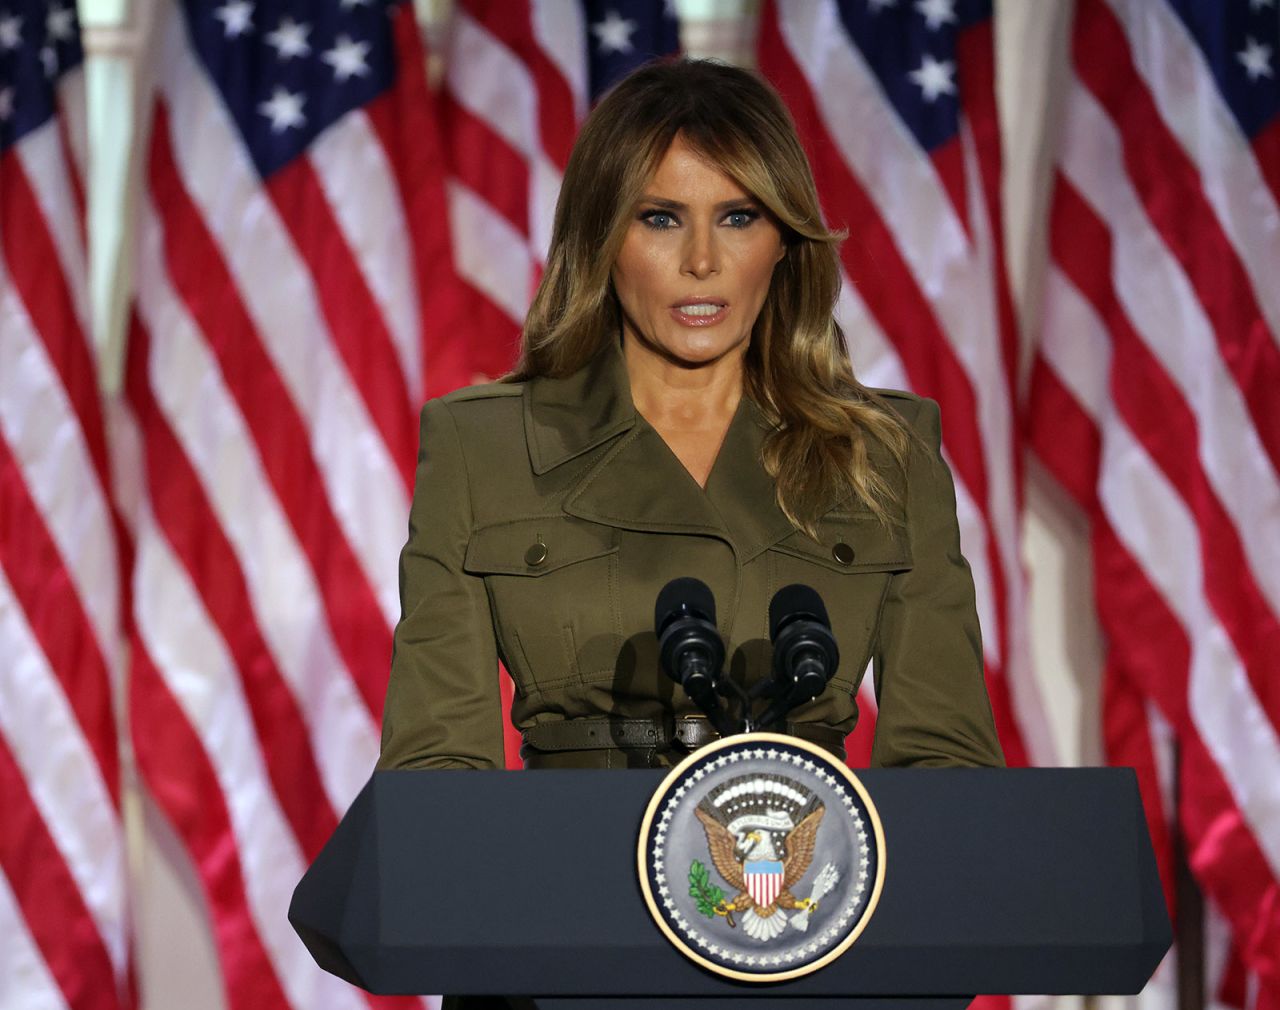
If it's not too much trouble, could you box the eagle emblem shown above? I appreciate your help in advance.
[691,774,840,941]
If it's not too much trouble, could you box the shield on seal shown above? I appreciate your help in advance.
[743,859,784,908]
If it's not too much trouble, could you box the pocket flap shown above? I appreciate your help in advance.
[464,518,617,576]
[770,512,913,573]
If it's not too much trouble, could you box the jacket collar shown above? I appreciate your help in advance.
[524,340,801,561]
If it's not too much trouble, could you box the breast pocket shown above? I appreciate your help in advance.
[765,511,913,692]
[463,517,622,701]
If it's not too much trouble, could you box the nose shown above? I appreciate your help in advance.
[680,222,720,279]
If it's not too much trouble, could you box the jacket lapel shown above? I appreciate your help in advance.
[525,339,813,557]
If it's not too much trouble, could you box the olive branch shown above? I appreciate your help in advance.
[689,860,725,919]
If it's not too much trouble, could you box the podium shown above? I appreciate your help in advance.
[290,767,1170,1009]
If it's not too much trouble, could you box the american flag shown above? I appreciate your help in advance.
[119,0,462,1007]
[0,2,131,1009]
[1028,0,1280,1005]
[438,0,679,767]
[757,0,1053,773]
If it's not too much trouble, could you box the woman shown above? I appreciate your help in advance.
[378,58,1004,773]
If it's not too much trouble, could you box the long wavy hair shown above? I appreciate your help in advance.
[508,58,910,535]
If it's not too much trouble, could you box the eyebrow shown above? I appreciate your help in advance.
[638,196,760,211]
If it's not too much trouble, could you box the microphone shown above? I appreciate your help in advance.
[655,577,734,736]
[757,584,840,730]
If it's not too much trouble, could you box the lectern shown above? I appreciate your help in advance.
[290,767,1170,1010]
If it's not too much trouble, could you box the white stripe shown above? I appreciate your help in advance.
[446,10,540,160]
[0,568,127,975]
[0,871,69,1010]
[447,180,534,323]
[157,9,406,622]
[136,196,380,812]
[1039,267,1113,421]
[1061,80,1280,613]
[1097,422,1280,877]
[309,111,423,404]
[530,0,588,121]
[1107,0,1280,342]
[0,260,119,666]
[529,151,562,265]
[15,122,90,339]
[133,509,366,1010]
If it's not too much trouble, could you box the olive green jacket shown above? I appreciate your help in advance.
[377,341,1004,771]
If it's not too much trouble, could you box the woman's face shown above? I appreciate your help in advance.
[612,135,786,370]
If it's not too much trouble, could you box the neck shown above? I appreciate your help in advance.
[621,335,745,430]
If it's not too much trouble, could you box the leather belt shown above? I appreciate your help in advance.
[521,716,846,759]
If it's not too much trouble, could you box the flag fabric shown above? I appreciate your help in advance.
[437,0,679,766]
[0,3,132,1009]
[118,1,463,1007]
[1027,0,1280,1005]
[757,0,1053,771]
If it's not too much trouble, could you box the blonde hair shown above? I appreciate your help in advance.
[509,58,909,536]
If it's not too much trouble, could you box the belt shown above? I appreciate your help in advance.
[521,716,846,760]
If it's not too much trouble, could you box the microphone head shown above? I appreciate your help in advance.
[768,584,830,640]
[655,577,717,635]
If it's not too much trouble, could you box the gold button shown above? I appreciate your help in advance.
[524,542,548,567]
[832,542,855,565]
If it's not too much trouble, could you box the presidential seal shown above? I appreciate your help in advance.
[637,732,884,982]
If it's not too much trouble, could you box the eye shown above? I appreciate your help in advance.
[724,208,760,228]
[640,210,678,230]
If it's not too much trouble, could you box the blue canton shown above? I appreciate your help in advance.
[584,0,680,100]
[0,0,83,155]
[835,0,990,154]
[182,0,401,180]
[1167,0,1280,140]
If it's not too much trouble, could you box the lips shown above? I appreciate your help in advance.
[670,299,729,327]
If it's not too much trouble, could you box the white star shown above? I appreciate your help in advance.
[0,12,22,50]
[1238,37,1273,82]
[708,943,720,955]
[753,748,765,758]
[1249,0,1274,10]
[265,17,310,60]
[340,0,372,7]
[46,4,74,42]
[257,86,306,132]
[868,0,897,9]
[915,0,956,30]
[40,45,56,76]
[591,9,637,54]
[0,87,13,121]
[322,34,371,82]
[908,53,957,102]
[214,1,254,38]
[766,748,778,759]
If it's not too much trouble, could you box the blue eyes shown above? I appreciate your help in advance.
[639,208,760,231]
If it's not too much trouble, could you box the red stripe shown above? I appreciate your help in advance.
[441,92,532,236]
[1026,357,1101,511]
[758,5,1028,766]
[0,433,119,806]
[123,318,337,861]
[0,733,123,1010]
[461,0,578,168]
[956,19,1021,426]
[148,102,391,718]
[500,664,523,770]
[1052,180,1280,734]
[366,4,474,399]
[1074,0,1280,477]
[128,640,292,1010]
[928,136,968,241]
[458,280,525,381]
[843,696,876,769]
[0,152,109,493]
[265,158,417,492]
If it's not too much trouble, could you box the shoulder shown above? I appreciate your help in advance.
[425,379,526,434]
[864,387,941,449]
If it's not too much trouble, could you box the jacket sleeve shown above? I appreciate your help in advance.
[376,399,506,770]
[868,397,1006,768]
